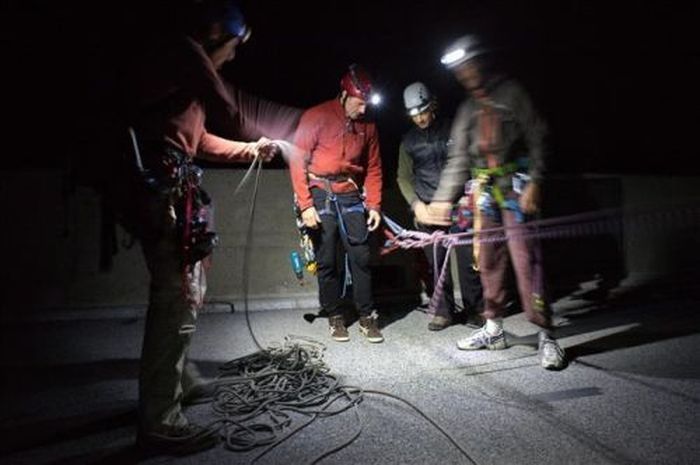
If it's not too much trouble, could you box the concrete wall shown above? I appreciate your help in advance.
[621,176,700,280]
[1,170,698,315]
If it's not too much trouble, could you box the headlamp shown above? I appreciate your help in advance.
[440,48,466,67]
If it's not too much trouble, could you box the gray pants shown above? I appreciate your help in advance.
[139,232,206,433]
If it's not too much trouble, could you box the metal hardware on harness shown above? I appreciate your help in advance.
[291,197,318,285]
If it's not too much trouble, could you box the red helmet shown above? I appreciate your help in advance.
[340,64,373,101]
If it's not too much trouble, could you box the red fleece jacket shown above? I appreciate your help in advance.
[290,99,382,211]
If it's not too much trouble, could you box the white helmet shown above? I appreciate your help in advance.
[403,82,434,116]
[440,34,487,69]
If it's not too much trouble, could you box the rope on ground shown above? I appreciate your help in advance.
[211,336,478,465]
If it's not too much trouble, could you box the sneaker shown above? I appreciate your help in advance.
[329,315,350,342]
[457,326,507,350]
[428,315,452,331]
[137,423,219,456]
[539,332,566,370]
[358,312,384,343]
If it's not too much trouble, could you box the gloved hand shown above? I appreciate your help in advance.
[301,206,321,229]
[366,209,381,232]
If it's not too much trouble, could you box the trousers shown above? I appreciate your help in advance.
[310,187,373,317]
[478,209,551,328]
[138,207,207,433]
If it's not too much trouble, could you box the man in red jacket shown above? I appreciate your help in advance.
[290,64,384,343]
[112,0,278,454]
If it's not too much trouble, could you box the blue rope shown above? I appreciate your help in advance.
[381,213,406,235]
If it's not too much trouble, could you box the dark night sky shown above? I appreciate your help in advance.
[3,0,699,176]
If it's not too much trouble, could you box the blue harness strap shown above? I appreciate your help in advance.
[317,188,369,246]
[315,183,368,298]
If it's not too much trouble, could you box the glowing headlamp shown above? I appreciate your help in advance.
[440,48,466,67]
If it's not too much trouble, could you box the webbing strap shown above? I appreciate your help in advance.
[470,161,518,208]
[471,161,519,179]
[315,188,368,297]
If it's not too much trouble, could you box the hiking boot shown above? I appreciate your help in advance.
[359,312,384,343]
[539,332,566,370]
[182,379,217,406]
[428,315,452,331]
[137,423,219,456]
[454,311,485,328]
[329,315,350,342]
[464,312,485,328]
[457,326,507,350]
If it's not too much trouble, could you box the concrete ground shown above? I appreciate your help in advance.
[2,281,700,465]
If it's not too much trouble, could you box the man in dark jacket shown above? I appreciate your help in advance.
[396,82,483,331]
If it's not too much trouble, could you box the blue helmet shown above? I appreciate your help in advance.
[199,0,251,42]
[220,0,251,42]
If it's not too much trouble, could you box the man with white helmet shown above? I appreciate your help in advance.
[397,82,483,331]
[425,34,567,370]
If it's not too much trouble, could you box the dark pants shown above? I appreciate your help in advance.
[479,209,551,329]
[138,201,206,433]
[416,222,483,318]
[311,188,373,317]
[108,153,207,434]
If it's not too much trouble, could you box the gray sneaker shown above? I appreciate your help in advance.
[539,332,566,370]
[457,326,507,350]
[359,312,384,343]
[329,315,350,342]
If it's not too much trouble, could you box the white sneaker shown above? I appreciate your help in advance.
[457,326,507,350]
[539,332,566,370]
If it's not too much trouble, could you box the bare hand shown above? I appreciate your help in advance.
[366,209,381,232]
[519,182,541,214]
[413,201,430,225]
[254,137,279,162]
[301,207,321,229]
[422,201,453,226]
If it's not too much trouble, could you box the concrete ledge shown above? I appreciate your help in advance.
[2,170,699,318]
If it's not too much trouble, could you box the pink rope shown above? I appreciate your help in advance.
[387,205,700,316]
